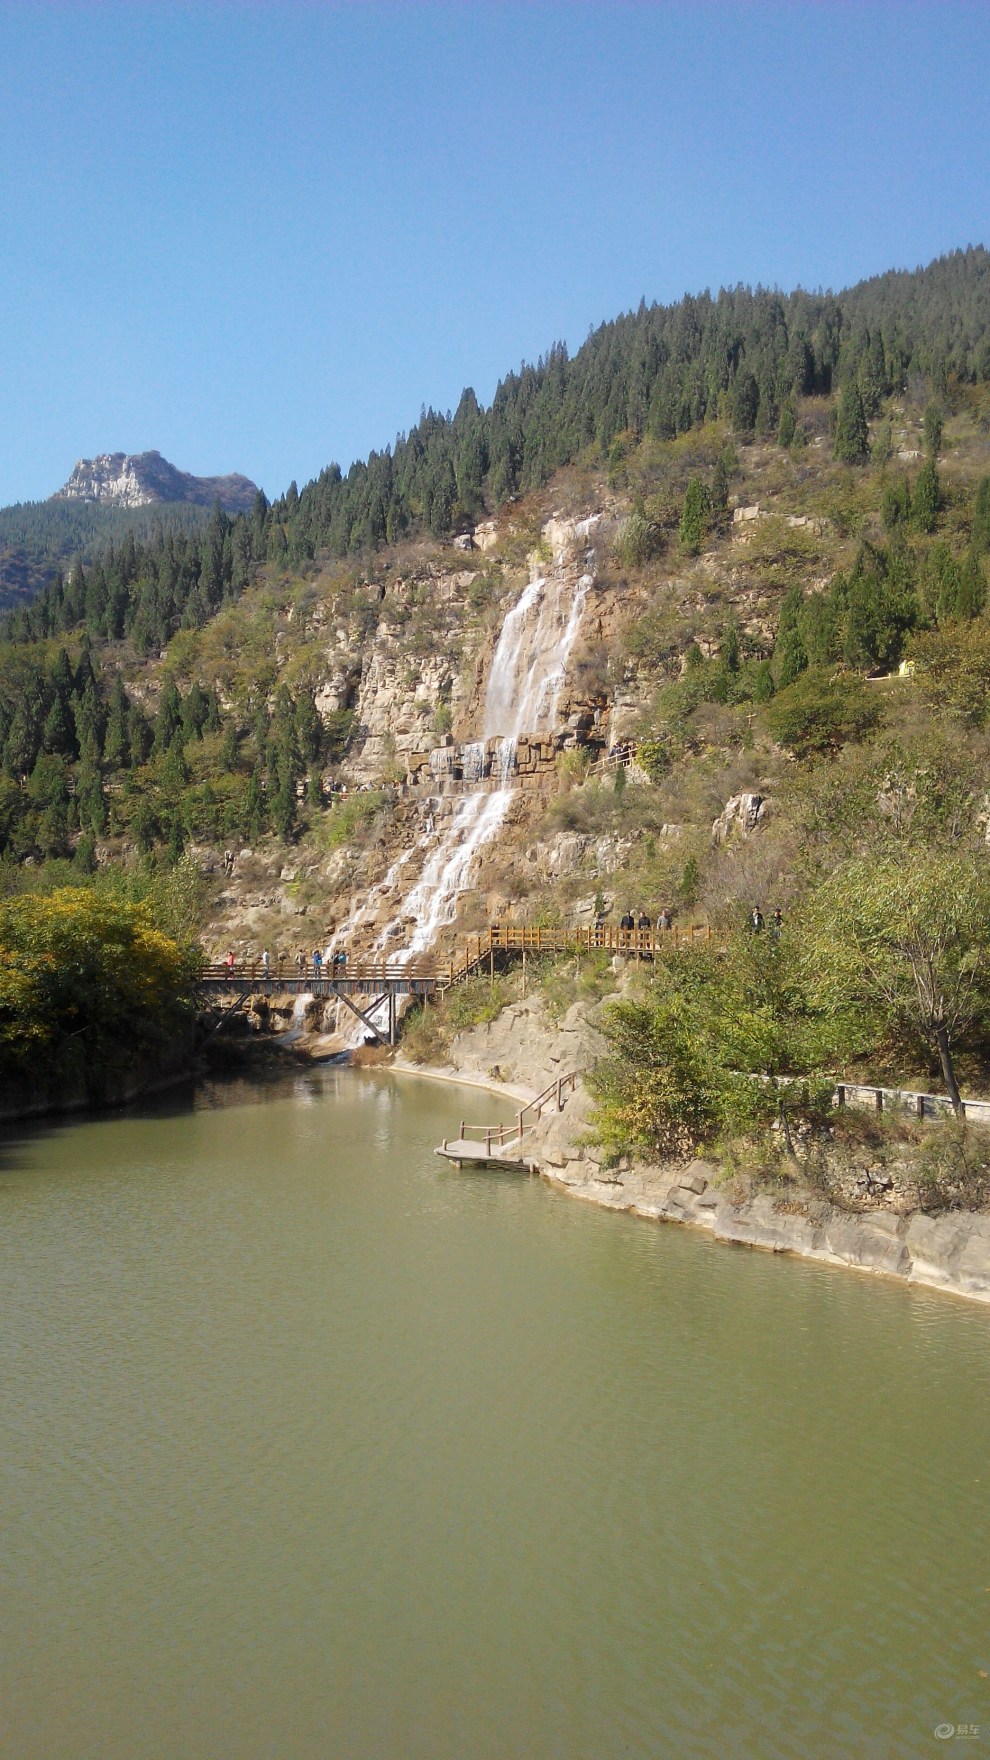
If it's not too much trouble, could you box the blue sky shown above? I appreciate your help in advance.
[1,1,988,507]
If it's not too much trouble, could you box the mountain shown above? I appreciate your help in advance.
[0,452,260,613]
[53,450,258,514]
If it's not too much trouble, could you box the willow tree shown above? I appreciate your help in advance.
[805,852,990,1114]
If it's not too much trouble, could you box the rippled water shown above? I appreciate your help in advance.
[2,1066,989,1759]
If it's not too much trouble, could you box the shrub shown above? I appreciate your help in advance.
[443,975,507,1031]
[320,791,387,852]
[588,995,723,1161]
[613,512,664,569]
[0,887,199,1088]
[766,668,882,757]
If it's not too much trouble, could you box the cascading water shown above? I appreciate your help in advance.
[492,736,516,783]
[461,741,485,783]
[429,747,454,781]
[332,514,601,1040]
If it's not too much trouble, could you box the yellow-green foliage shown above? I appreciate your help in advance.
[0,887,200,1086]
[319,792,388,852]
[442,975,508,1031]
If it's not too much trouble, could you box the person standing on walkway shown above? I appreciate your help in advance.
[225,947,235,981]
[262,949,271,980]
[313,947,323,980]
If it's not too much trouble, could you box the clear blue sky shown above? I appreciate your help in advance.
[1,1,988,507]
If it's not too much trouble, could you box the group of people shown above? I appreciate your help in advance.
[616,908,673,934]
[589,908,674,946]
[304,946,347,978]
[222,945,348,980]
[750,906,784,939]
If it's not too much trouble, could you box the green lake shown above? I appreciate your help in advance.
[2,1066,988,1758]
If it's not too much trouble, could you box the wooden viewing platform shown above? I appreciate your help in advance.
[436,1072,580,1170]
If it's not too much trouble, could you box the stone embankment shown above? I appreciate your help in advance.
[431,996,990,1308]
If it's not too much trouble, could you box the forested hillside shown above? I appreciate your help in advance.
[0,499,221,614]
[3,246,988,649]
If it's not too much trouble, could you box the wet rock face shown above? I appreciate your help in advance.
[52,450,258,513]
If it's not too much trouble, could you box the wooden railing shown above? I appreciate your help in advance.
[446,1071,581,1156]
[200,922,713,996]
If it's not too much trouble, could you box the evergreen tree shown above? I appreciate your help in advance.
[731,371,759,436]
[128,705,153,769]
[833,382,870,463]
[679,479,710,553]
[913,459,941,533]
[775,625,808,688]
[923,401,944,458]
[295,692,323,766]
[777,402,797,447]
[42,692,78,758]
[243,768,265,842]
[153,678,183,754]
[75,760,107,836]
[103,678,131,771]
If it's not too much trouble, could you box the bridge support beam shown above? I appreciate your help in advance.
[333,989,391,1047]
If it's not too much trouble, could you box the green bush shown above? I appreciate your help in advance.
[320,791,387,852]
[443,975,507,1031]
[766,668,881,757]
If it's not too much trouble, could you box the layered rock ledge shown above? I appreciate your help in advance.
[424,999,990,1308]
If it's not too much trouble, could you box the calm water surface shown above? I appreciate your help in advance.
[2,1066,989,1759]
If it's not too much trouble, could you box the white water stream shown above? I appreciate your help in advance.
[330,514,600,1037]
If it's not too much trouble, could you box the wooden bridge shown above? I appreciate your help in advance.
[198,921,713,1045]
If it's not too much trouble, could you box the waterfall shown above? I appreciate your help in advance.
[281,991,314,1046]
[492,736,516,783]
[482,574,543,737]
[461,741,485,783]
[331,514,600,1039]
[389,787,515,955]
[429,747,454,781]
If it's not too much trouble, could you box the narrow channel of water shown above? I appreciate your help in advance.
[2,1067,988,1759]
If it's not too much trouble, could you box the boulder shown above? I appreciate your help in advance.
[711,792,772,845]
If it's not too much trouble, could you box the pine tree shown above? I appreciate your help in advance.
[923,402,944,458]
[833,382,870,463]
[244,768,265,842]
[777,402,797,447]
[153,679,183,754]
[679,479,710,553]
[913,460,941,533]
[103,679,131,771]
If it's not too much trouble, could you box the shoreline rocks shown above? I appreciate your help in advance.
[538,1138,990,1306]
[431,1004,990,1308]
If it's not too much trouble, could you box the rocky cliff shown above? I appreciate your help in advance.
[53,450,258,513]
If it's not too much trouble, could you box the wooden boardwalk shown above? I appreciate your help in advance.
[198,923,712,1045]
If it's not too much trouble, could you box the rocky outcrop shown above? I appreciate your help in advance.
[711,791,772,845]
[53,451,258,513]
[442,995,605,1095]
